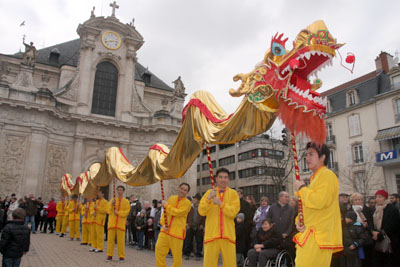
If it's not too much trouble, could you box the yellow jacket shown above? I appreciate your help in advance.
[81,201,94,224]
[199,187,240,244]
[92,198,108,226]
[107,197,130,231]
[160,195,191,240]
[67,200,81,222]
[294,166,343,252]
[56,201,66,217]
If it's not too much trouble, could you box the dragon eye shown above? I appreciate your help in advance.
[272,42,286,56]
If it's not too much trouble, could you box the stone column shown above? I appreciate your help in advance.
[23,129,48,196]
[76,49,94,115]
[71,137,84,177]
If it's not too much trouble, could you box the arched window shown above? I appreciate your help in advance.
[91,62,118,116]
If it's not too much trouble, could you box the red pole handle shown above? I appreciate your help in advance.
[206,143,215,189]
[290,133,304,227]
[160,179,168,228]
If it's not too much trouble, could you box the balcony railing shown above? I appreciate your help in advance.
[326,135,336,145]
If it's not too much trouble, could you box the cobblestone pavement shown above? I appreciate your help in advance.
[20,232,219,267]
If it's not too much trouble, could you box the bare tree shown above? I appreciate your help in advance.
[248,129,294,194]
[340,153,383,199]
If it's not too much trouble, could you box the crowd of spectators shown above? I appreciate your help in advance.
[1,189,400,267]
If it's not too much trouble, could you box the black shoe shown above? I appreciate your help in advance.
[184,255,190,260]
[80,243,88,245]
[59,233,64,237]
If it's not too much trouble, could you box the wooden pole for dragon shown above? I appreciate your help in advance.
[290,132,304,227]
[206,143,215,188]
[160,179,168,229]
[112,177,116,211]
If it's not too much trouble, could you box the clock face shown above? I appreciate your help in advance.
[102,31,121,50]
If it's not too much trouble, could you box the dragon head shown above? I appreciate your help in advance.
[230,20,343,143]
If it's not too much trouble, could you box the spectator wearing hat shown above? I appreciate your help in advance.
[235,213,247,266]
[341,210,367,267]
[183,193,205,261]
[371,189,400,267]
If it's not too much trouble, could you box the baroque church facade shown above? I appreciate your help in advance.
[0,5,194,200]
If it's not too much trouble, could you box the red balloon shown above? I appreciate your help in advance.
[345,54,355,64]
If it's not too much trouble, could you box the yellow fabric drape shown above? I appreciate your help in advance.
[60,90,276,196]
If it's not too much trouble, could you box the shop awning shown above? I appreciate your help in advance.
[375,126,400,141]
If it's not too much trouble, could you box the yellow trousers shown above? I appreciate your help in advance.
[82,223,91,244]
[55,216,63,233]
[203,239,236,267]
[107,229,125,258]
[61,216,69,234]
[91,224,105,250]
[89,224,96,246]
[295,234,333,267]
[155,232,184,267]
[69,220,80,239]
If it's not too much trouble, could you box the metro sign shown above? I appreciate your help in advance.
[376,150,398,162]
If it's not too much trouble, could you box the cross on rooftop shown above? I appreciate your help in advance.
[110,1,119,17]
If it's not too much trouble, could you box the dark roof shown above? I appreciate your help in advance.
[324,70,391,114]
[9,39,173,92]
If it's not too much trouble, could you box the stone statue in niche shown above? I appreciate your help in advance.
[21,36,37,67]
[172,76,185,97]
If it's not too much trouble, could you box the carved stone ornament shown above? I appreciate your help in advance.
[0,135,28,196]
[43,144,69,200]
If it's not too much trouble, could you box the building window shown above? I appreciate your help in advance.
[353,144,364,164]
[197,165,200,172]
[302,157,310,172]
[197,179,200,186]
[328,150,335,170]
[219,156,235,166]
[392,137,400,151]
[202,146,216,156]
[202,161,216,171]
[240,184,279,203]
[396,99,400,122]
[219,144,234,150]
[229,172,236,180]
[91,62,118,116]
[349,91,356,105]
[238,149,284,161]
[348,114,361,137]
[327,123,333,139]
[238,167,284,178]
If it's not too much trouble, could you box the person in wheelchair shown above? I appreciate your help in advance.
[247,218,282,267]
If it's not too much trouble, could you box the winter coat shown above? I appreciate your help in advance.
[251,225,282,249]
[373,203,400,249]
[46,201,57,218]
[135,216,146,232]
[235,222,248,253]
[0,220,30,258]
[25,198,38,216]
[342,222,367,255]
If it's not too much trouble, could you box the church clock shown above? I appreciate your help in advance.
[101,31,121,50]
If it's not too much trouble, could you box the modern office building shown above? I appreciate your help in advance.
[196,133,292,202]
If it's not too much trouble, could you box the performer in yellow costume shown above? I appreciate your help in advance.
[67,194,81,240]
[293,142,343,267]
[60,196,69,237]
[199,168,240,267]
[155,183,191,267]
[81,198,94,245]
[55,196,66,235]
[90,190,108,253]
[106,186,130,262]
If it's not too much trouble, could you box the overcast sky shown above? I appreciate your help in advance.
[1,0,399,132]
